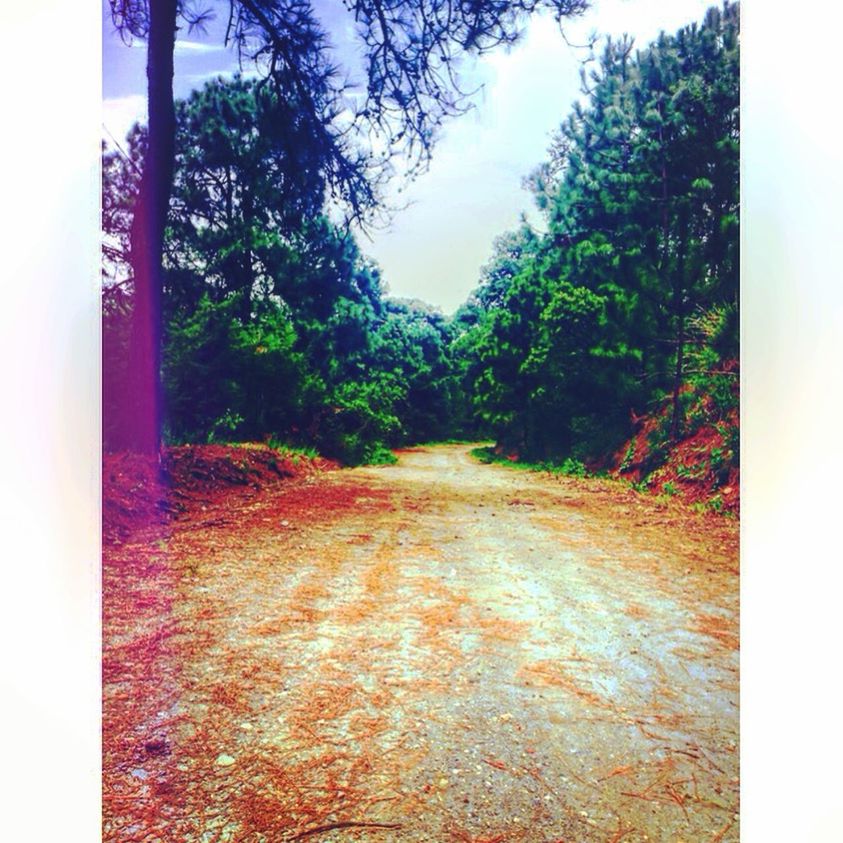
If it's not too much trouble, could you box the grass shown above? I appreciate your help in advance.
[470,446,591,478]
[265,438,321,465]
[676,461,706,480]
[691,496,736,518]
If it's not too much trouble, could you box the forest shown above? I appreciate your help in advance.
[103,1,739,498]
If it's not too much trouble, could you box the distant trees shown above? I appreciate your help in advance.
[107,0,589,452]
[459,2,739,461]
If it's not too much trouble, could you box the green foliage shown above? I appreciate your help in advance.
[470,447,589,478]
[708,493,724,514]
[266,439,320,463]
[644,413,673,472]
[628,478,652,494]
[103,75,480,464]
[676,461,705,480]
[619,441,636,472]
[208,411,245,444]
[470,446,500,465]
[717,422,740,466]
[365,445,399,466]
[556,457,588,478]
[162,294,304,444]
[458,3,739,469]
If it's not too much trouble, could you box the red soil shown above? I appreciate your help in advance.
[102,443,339,544]
[607,365,739,516]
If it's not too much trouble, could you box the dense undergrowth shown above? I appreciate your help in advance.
[471,446,590,479]
[610,362,739,515]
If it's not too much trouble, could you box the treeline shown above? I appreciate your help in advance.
[103,78,469,464]
[453,2,739,464]
[103,3,738,470]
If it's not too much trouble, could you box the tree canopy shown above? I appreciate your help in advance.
[103,74,471,461]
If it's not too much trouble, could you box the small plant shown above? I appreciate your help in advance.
[364,444,398,465]
[716,422,740,464]
[662,481,678,497]
[676,461,705,480]
[470,447,588,477]
[471,446,496,464]
[266,438,320,462]
[619,440,636,472]
[558,457,587,478]
[708,493,724,513]
[207,409,244,443]
[708,445,732,487]
[644,416,672,472]
[708,375,738,418]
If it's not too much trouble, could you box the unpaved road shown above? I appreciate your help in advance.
[103,444,739,843]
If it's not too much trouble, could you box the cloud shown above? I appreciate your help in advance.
[364,0,723,312]
[102,94,146,145]
[174,39,224,53]
[365,15,582,313]
[123,39,224,52]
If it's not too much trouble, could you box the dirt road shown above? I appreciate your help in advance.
[103,444,739,842]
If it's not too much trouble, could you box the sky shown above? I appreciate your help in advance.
[104,0,720,313]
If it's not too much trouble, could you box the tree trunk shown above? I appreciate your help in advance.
[240,190,255,323]
[118,0,178,454]
[669,208,690,443]
[670,317,685,442]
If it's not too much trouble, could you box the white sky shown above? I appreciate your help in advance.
[103,0,720,313]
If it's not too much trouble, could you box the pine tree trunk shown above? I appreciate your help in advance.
[240,190,255,323]
[670,317,685,442]
[669,209,690,443]
[119,0,178,454]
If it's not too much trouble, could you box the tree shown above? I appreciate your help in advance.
[540,3,738,440]
[107,0,590,452]
[166,76,330,321]
[459,3,739,463]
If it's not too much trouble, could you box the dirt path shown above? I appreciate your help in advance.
[103,444,739,843]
